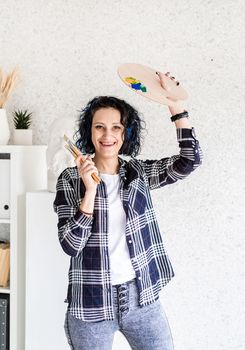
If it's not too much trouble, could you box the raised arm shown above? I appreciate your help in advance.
[140,72,203,189]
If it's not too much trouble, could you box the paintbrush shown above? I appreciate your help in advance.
[64,134,101,184]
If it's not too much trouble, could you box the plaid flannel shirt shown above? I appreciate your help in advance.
[53,127,203,322]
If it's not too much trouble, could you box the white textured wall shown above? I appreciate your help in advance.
[1,1,245,349]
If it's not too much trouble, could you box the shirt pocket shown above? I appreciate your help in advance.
[128,178,147,216]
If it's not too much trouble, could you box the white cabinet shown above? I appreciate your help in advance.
[24,192,131,350]
[0,145,47,350]
[0,156,10,219]
[25,191,69,350]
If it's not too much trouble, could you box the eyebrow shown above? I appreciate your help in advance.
[93,122,123,125]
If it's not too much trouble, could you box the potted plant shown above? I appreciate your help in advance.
[0,67,19,144]
[13,109,33,145]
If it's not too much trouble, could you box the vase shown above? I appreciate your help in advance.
[0,109,10,145]
[13,129,33,145]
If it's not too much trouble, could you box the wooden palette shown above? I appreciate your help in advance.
[118,63,188,106]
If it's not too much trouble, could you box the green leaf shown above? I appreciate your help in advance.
[13,109,32,129]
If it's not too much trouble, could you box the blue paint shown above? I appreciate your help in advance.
[131,83,142,90]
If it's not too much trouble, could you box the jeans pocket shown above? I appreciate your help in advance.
[64,311,75,349]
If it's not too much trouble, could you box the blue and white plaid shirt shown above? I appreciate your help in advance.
[53,127,203,322]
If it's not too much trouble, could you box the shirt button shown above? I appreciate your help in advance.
[138,276,142,280]
[191,128,197,139]
[195,149,198,153]
[128,240,132,244]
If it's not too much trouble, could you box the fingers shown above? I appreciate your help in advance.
[78,156,97,173]
[73,155,98,190]
[80,162,97,174]
[156,71,180,87]
[156,71,169,90]
[74,154,89,168]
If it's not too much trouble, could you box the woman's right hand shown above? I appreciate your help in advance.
[75,155,98,193]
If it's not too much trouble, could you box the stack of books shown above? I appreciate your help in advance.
[0,242,10,288]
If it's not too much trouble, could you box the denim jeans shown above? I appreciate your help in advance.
[64,278,174,350]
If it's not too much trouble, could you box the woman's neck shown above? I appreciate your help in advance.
[93,156,120,175]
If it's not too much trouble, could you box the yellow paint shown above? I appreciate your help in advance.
[124,77,140,84]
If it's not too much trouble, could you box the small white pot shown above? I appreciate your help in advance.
[13,129,33,145]
[0,109,10,145]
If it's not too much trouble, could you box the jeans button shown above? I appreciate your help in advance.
[119,286,126,291]
[119,293,126,298]
[120,306,128,312]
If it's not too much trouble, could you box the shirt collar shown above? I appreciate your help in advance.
[118,157,127,179]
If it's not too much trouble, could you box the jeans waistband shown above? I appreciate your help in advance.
[112,277,136,288]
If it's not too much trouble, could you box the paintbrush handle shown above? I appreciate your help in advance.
[91,172,101,184]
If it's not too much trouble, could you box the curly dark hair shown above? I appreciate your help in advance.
[74,96,145,157]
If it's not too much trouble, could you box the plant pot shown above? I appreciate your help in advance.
[0,109,10,145]
[13,129,33,145]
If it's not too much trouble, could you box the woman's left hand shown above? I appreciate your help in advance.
[156,71,186,116]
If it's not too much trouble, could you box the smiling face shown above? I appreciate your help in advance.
[91,107,125,160]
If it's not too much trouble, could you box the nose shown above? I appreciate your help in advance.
[102,128,111,137]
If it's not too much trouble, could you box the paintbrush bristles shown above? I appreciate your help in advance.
[69,143,80,157]
[64,134,81,158]
[64,145,77,158]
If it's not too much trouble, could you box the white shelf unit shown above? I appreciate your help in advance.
[0,145,47,350]
[25,191,69,350]
[0,219,11,224]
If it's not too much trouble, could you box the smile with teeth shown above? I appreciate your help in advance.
[100,141,116,147]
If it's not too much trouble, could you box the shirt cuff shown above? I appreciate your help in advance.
[74,209,93,226]
[176,127,197,141]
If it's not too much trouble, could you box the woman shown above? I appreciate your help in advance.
[53,71,203,350]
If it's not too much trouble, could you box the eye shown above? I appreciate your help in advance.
[113,125,122,130]
[95,125,103,129]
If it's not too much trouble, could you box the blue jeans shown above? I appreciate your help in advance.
[64,278,174,350]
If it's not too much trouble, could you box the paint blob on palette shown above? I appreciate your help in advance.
[124,77,147,92]
[118,63,188,106]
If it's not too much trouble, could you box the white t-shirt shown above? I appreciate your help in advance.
[100,173,136,285]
